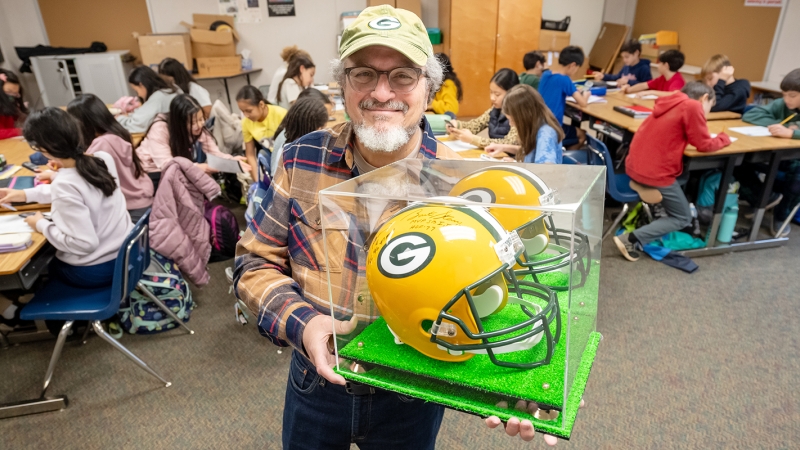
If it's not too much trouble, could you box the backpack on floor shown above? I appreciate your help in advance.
[119,250,194,334]
[205,201,240,262]
[244,149,272,224]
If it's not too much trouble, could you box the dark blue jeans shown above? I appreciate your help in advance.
[283,351,445,450]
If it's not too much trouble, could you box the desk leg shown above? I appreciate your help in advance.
[246,74,251,85]
[707,155,737,248]
[0,396,68,419]
[749,151,782,242]
[224,79,232,110]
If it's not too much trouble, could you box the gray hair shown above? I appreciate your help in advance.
[331,55,444,102]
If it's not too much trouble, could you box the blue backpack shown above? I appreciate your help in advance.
[245,149,272,224]
[119,250,194,334]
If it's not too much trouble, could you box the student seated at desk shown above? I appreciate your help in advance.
[622,50,686,98]
[485,85,563,164]
[117,66,179,134]
[538,46,590,148]
[614,82,731,261]
[61,94,153,223]
[0,69,28,139]
[236,86,287,181]
[158,58,212,119]
[742,68,800,139]
[270,92,331,177]
[592,40,651,86]
[136,94,249,190]
[519,51,547,90]
[428,53,462,119]
[276,55,316,110]
[737,69,800,237]
[267,46,311,105]
[701,54,750,114]
[0,108,132,288]
[446,68,520,148]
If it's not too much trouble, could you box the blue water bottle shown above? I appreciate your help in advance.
[716,205,738,244]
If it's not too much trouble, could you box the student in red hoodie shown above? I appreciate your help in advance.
[0,69,28,139]
[614,82,732,261]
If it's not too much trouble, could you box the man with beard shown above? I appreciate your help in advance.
[234,5,558,449]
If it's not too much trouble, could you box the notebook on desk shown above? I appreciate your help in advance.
[613,105,653,119]
[0,176,35,190]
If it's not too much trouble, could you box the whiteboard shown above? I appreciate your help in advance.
[765,0,800,82]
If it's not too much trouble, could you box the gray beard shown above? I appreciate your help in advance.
[353,120,419,153]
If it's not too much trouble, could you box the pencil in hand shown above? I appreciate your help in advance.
[779,113,797,126]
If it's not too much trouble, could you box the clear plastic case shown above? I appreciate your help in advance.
[318,160,604,438]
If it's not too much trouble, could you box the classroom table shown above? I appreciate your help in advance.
[0,138,50,213]
[195,68,262,109]
[749,80,782,104]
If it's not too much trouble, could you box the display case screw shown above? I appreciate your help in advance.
[573,316,579,321]
[357,342,364,348]
[542,383,550,390]
[579,302,585,306]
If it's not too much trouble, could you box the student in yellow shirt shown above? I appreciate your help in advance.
[429,53,462,118]
[236,85,287,180]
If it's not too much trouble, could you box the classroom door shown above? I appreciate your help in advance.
[37,0,152,59]
[448,0,499,117]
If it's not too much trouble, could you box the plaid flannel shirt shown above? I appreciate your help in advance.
[233,118,461,351]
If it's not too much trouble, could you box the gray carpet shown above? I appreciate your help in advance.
[1,211,799,449]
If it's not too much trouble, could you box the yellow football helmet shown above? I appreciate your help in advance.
[449,166,592,291]
[365,201,560,369]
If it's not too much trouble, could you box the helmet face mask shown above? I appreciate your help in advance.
[366,202,561,369]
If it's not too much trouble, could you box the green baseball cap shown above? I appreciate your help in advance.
[339,5,433,66]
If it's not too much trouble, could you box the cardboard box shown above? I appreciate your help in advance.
[181,14,239,60]
[137,34,192,70]
[655,31,678,46]
[396,0,421,17]
[197,55,242,77]
[539,30,570,52]
[641,44,680,60]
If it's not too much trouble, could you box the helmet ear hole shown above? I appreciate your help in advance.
[421,319,434,335]
[472,285,505,318]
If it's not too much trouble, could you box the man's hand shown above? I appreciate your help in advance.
[302,314,358,385]
[485,398,585,446]
[768,124,795,139]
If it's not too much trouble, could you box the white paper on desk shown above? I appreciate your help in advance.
[442,140,479,152]
[627,93,658,100]
[206,154,243,174]
[728,126,772,137]
[710,134,738,142]
[567,95,607,104]
[0,215,34,234]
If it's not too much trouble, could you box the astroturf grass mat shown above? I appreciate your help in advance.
[337,263,599,409]
[336,331,601,439]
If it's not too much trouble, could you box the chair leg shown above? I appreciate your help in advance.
[0,331,10,349]
[136,283,194,335]
[91,321,171,387]
[603,203,629,241]
[775,202,800,237]
[41,321,74,398]
[641,203,654,223]
[80,323,92,345]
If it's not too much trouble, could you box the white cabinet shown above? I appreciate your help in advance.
[30,51,135,107]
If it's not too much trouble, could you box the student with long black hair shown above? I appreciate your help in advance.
[0,69,28,139]
[0,108,132,285]
[65,94,154,222]
[446,68,520,148]
[157,57,212,118]
[269,97,329,176]
[276,55,316,109]
[236,85,287,180]
[117,66,179,133]
[136,94,249,188]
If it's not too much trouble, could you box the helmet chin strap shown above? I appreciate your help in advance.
[521,234,549,256]
[472,285,505,318]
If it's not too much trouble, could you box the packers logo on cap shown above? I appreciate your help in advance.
[369,17,402,30]
[378,233,435,278]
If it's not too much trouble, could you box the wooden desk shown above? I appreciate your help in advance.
[0,212,49,280]
[0,139,50,213]
[195,68,262,109]
[750,81,782,103]
[328,110,347,127]
[684,120,800,157]
[132,133,144,147]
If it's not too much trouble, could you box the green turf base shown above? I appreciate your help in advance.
[336,331,601,439]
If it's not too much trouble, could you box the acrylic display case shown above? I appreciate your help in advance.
[318,160,605,439]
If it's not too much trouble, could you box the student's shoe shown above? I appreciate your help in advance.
[770,215,791,238]
[613,233,641,262]
[745,193,783,219]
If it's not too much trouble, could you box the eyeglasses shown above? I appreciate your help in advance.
[344,67,425,93]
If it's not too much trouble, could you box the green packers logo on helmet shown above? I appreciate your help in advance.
[377,232,436,278]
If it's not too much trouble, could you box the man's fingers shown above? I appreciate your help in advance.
[335,315,359,335]
[312,352,346,385]
[544,434,559,446]
[514,400,528,412]
[504,417,520,437]
[519,420,535,441]
[485,416,502,429]
[580,398,585,408]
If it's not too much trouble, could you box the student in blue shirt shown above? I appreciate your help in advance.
[486,84,564,163]
[538,46,590,148]
[592,40,652,86]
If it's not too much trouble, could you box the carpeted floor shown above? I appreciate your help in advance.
[1,208,799,449]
